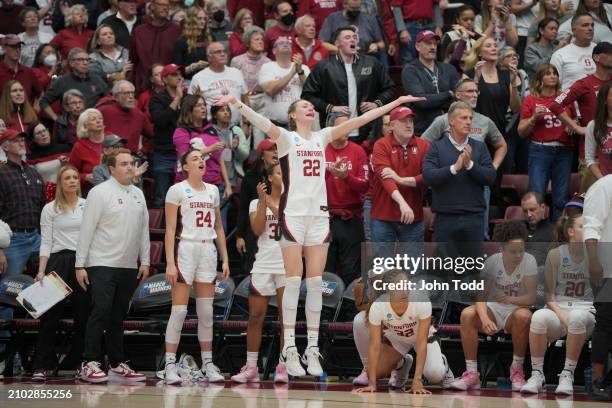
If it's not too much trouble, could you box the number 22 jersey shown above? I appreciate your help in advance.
[165,181,220,241]
[276,127,332,217]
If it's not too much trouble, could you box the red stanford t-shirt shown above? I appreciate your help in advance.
[521,94,574,146]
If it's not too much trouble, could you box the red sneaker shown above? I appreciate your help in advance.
[79,361,108,383]
[108,362,146,382]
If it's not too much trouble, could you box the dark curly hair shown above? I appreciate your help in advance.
[492,220,528,243]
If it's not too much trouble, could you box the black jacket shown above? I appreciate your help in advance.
[401,60,460,134]
[149,89,179,153]
[236,166,261,274]
[301,54,395,142]
[100,14,143,50]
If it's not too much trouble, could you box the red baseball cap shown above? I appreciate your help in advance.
[256,139,276,153]
[161,64,182,78]
[0,129,25,144]
[416,30,441,43]
[389,106,415,122]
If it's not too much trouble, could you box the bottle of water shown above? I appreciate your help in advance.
[584,367,592,394]
[319,371,328,382]
[13,352,23,376]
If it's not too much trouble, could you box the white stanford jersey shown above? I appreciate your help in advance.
[165,181,220,241]
[277,127,332,217]
[368,298,432,347]
[554,244,593,308]
[484,252,538,297]
[249,199,284,274]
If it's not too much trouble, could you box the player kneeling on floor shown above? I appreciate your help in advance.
[450,221,538,392]
[231,164,289,384]
[522,215,595,395]
[354,270,454,393]
[163,149,231,384]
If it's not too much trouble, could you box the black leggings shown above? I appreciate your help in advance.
[33,250,90,370]
[592,279,612,366]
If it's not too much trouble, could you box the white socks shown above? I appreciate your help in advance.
[531,356,544,372]
[512,354,525,367]
[196,297,214,343]
[563,358,577,375]
[246,352,258,368]
[466,359,478,373]
[305,276,322,349]
[282,276,301,352]
[165,305,187,345]
[201,351,212,366]
[165,352,176,366]
[353,311,369,368]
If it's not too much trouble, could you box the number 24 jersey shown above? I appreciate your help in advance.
[277,127,332,217]
[165,181,220,241]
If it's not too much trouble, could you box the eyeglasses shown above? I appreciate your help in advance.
[71,57,89,62]
[34,129,48,137]
[117,91,135,96]
[9,136,25,144]
[154,2,170,8]
[5,44,22,49]
[67,100,84,106]
[209,49,227,55]
[504,54,519,60]
[459,89,480,94]
[275,40,293,47]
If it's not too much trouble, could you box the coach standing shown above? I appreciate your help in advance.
[75,148,149,383]
[423,101,496,246]
[584,174,612,400]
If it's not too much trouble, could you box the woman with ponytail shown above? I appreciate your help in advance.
[521,214,595,395]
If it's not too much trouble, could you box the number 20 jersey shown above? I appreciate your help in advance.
[165,181,220,241]
[277,127,332,217]
[555,244,593,308]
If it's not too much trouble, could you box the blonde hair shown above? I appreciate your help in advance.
[537,0,567,20]
[54,165,81,213]
[462,36,495,71]
[182,7,213,53]
[287,99,305,131]
[76,108,103,139]
[65,4,88,27]
[89,24,115,52]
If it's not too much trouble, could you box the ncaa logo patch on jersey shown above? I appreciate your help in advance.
[562,257,570,266]
[386,313,393,320]
[185,188,192,193]
[497,269,503,276]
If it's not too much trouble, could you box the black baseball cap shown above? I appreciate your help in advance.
[593,41,612,56]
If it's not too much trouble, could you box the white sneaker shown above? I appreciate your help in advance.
[442,367,456,389]
[202,361,225,382]
[388,354,413,388]
[164,363,182,385]
[521,370,545,394]
[281,347,306,377]
[302,347,323,377]
[353,369,369,386]
[555,370,574,395]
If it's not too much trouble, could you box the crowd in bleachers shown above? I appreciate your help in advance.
[0,0,611,397]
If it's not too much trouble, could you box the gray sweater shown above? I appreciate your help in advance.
[524,42,554,79]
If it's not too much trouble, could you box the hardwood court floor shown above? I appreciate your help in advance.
[1,377,612,408]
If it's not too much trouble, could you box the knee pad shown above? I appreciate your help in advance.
[282,276,301,314]
[305,276,323,314]
[530,309,555,334]
[196,297,214,342]
[567,310,589,335]
[165,305,188,344]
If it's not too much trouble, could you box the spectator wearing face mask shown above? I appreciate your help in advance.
[207,0,232,55]
[31,44,61,92]
[264,1,297,60]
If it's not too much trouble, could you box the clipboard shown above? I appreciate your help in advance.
[16,271,73,319]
